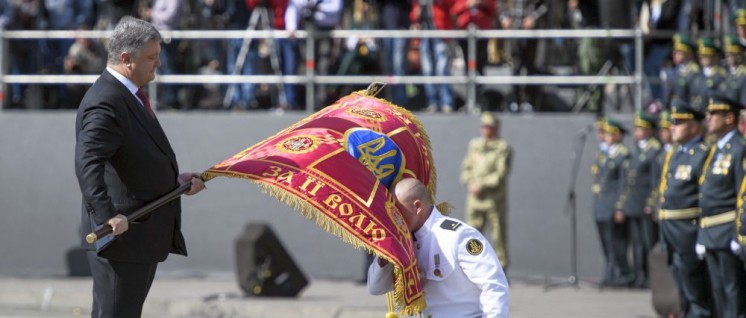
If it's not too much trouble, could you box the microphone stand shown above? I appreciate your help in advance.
[544,125,594,291]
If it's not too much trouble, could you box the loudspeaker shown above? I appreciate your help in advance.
[234,222,309,297]
[65,246,91,277]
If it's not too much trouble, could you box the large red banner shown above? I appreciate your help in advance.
[202,88,436,314]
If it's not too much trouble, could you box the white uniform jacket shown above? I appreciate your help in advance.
[367,208,509,318]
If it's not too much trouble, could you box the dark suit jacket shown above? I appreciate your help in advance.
[75,69,187,264]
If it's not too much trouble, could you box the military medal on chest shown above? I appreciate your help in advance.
[433,254,442,278]
[713,153,732,175]
[675,164,692,180]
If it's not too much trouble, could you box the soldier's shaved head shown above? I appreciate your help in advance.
[394,178,432,207]
[393,178,433,232]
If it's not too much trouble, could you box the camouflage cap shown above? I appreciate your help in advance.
[480,112,499,127]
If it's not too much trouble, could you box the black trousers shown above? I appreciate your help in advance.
[705,249,745,318]
[508,38,541,107]
[611,220,631,283]
[88,252,158,318]
[662,220,712,318]
[628,216,658,284]
[596,220,614,282]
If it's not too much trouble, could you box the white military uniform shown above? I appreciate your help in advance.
[367,208,509,318]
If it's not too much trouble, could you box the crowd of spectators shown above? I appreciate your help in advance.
[0,0,741,112]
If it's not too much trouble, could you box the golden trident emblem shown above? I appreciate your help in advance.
[356,137,398,180]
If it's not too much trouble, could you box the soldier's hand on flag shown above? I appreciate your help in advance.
[179,173,206,195]
[107,214,129,236]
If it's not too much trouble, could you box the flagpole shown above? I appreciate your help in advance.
[85,181,195,244]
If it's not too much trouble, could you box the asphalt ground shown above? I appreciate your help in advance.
[0,274,657,318]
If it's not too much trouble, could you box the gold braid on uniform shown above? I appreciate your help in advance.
[699,146,717,185]
[658,148,675,203]
[737,177,746,244]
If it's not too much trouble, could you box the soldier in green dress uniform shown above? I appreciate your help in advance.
[615,112,662,288]
[697,95,746,318]
[599,119,632,286]
[690,37,728,112]
[669,34,700,109]
[658,101,712,317]
[724,34,746,107]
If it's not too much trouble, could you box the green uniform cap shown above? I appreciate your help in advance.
[698,37,722,57]
[673,33,695,53]
[670,99,705,122]
[735,8,746,26]
[724,34,745,54]
[604,118,627,135]
[635,111,658,129]
[707,94,744,114]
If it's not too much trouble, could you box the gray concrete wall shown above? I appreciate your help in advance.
[0,111,627,282]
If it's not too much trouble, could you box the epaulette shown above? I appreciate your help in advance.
[440,219,462,231]
[684,62,701,74]
[648,138,662,150]
[610,144,629,158]
[714,66,728,76]
[737,65,746,76]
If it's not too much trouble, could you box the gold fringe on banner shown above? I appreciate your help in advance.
[200,171,427,315]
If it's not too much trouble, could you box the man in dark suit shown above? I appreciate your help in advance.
[658,101,711,318]
[697,96,746,318]
[74,16,205,317]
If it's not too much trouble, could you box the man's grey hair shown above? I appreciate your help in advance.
[107,16,162,65]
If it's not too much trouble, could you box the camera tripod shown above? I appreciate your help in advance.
[223,4,287,109]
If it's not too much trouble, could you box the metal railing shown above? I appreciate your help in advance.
[0,27,642,113]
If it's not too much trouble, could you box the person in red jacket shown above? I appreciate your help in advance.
[452,0,496,76]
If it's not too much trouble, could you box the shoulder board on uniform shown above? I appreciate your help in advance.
[610,144,629,158]
[648,139,662,150]
[737,65,746,76]
[715,66,728,76]
[440,220,462,231]
[685,62,701,74]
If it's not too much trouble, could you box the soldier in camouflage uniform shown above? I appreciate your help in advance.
[658,102,712,318]
[691,37,729,112]
[697,96,746,318]
[615,112,662,288]
[599,119,632,286]
[461,112,513,269]
[669,34,700,109]
[724,34,746,107]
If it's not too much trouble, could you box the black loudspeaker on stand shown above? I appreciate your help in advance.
[235,222,309,297]
[544,125,594,291]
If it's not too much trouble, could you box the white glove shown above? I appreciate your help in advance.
[731,240,742,255]
[695,244,706,260]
